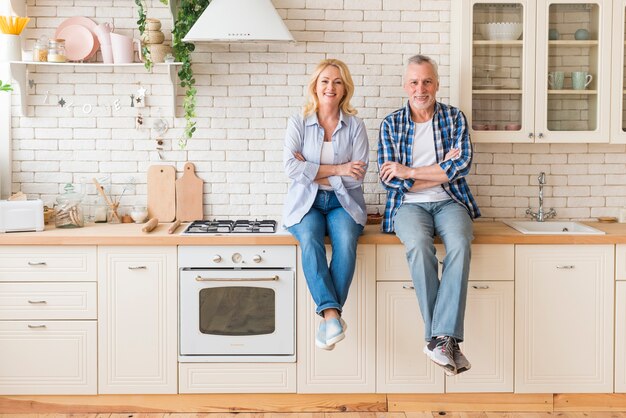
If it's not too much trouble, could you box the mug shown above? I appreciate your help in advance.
[572,71,593,90]
[548,71,565,90]
[110,32,142,64]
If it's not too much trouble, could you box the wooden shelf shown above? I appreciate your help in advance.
[8,62,181,116]
[472,89,522,94]
[549,40,598,46]
[473,40,523,46]
[548,89,597,95]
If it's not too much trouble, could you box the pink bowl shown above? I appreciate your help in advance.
[505,123,522,131]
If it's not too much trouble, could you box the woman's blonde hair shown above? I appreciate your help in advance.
[303,59,357,117]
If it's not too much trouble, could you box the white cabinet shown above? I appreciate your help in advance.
[515,245,613,393]
[98,246,177,394]
[0,245,97,395]
[376,244,514,393]
[615,245,626,392]
[455,0,611,143]
[611,1,626,143]
[297,245,376,393]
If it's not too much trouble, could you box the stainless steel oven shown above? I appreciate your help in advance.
[178,244,296,362]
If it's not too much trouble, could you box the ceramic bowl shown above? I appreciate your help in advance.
[480,22,523,41]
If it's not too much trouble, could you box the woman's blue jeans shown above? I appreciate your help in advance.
[394,199,473,342]
[287,190,364,316]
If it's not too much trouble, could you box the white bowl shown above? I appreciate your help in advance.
[480,22,523,41]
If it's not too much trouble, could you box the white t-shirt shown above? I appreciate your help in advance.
[403,120,451,203]
[319,141,334,191]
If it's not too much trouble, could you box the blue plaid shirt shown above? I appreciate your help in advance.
[377,101,480,232]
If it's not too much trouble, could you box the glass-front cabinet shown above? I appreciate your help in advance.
[611,0,626,143]
[456,0,611,143]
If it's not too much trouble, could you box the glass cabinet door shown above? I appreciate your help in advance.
[464,0,535,143]
[611,0,626,143]
[535,0,610,142]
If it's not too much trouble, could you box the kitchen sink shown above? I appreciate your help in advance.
[504,220,606,235]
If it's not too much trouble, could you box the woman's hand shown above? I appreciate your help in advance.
[293,151,306,162]
[338,160,367,180]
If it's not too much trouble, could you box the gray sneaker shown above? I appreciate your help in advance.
[452,339,471,374]
[423,336,457,376]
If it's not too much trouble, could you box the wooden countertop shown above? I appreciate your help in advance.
[2,221,626,245]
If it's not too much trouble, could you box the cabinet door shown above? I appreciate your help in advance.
[376,281,444,393]
[0,246,97,282]
[458,0,535,143]
[534,0,611,143]
[297,245,376,393]
[98,246,177,394]
[616,282,626,392]
[446,281,514,392]
[0,320,96,395]
[515,245,613,393]
[610,0,626,143]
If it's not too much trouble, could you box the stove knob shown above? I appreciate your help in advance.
[212,255,222,263]
[231,253,242,263]
[252,254,262,263]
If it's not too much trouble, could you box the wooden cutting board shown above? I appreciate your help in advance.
[175,162,204,222]
[147,165,176,222]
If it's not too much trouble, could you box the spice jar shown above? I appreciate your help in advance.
[33,38,48,62]
[48,39,66,63]
[55,183,84,228]
[94,196,108,223]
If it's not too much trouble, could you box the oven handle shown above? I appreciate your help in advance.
[194,275,280,282]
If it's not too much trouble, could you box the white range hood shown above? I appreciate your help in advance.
[182,0,295,43]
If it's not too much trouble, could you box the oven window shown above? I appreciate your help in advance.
[198,286,275,335]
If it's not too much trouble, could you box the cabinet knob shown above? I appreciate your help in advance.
[28,300,47,304]
[27,324,47,329]
[212,255,222,263]
[252,254,262,263]
[27,261,47,266]
[528,132,534,139]
[128,265,147,270]
[556,265,575,269]
[402,284,415,290]
[537,133,544,139]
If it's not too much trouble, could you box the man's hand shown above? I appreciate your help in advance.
[444,148,459,161]
[338,161,367,180]
[379,161,412,183]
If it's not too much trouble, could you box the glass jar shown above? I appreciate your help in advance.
[130,205,148,223]
[55,183,84,228]
[33,38,48,62]
[48,39,66,63]
[94,196,108,223]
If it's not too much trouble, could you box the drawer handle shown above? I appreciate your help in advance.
[402,284,415,290]
[128,266,147,270]
[556,265,575,269]
[27,261,47,266]
[472,285,490,289]
[27,324,47,329]
[28,300,47,304]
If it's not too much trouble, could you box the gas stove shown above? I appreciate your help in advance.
[181,219,278,235]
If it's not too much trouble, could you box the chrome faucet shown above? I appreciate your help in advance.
[526,172,556,222]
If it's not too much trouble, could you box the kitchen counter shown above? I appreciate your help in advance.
[1,221,626,245]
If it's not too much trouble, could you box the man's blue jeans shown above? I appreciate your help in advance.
[288,190,364,316]
[394,199,473,342]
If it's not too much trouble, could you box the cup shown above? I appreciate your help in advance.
[548,71,565,90]
[505,123,521,131]
[572,71,593,90]
[110,32,142,64]
[0,34,22,62]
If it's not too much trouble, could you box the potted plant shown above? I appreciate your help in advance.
[0,80,11,92]
[135,0,211,149]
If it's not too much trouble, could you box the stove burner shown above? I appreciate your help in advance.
[183,219,277,234]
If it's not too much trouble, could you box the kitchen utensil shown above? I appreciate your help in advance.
[94,22,114,63]
[142,217,159,232]
[147,165,176,222]
[93,178,121,223]
[175,162,203,222]
[110,32,142,64]
[168,219,181,234]
[55,16,99,61]
[56,24,94,61]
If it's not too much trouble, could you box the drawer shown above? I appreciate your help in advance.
[0,320,97,394]
[0,282,96,320]
[617,244,626,281]
[377,244,514,282]
[0,246,96,282]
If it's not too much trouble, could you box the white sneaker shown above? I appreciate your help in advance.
[315,320,334,350]
[423,336,457,376]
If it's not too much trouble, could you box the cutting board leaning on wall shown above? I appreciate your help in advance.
[147,165,176,222]
[175,162,203,222]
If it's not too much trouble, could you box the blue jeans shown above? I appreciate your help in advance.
[288,190,364,316]
[394,199,473,342]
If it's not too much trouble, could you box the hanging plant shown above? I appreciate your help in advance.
[135,0,168,71]
[172,0,210,149]
[0,80,12,92]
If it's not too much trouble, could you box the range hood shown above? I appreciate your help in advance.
[182,0,295,43]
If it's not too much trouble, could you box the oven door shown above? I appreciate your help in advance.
[179,268,294,358]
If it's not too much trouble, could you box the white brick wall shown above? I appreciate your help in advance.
[7,0,626,222]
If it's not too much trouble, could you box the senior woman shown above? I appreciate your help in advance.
[282,59,369,351]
